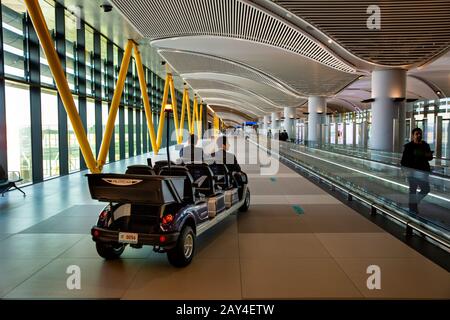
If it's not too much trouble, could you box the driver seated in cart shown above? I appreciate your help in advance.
[209,135,241,173]
[179,134,204,164]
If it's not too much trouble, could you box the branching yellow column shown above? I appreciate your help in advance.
[192,96,198,135]
[24,0,98,172]
[168,75,181,144]
[198,103,203,138]
[156,74,171,151]
[97,40,133,169]
[180,88,192,137]
[133,43,157,153]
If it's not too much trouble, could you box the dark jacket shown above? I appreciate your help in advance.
[179,145,204,163]
[400,141,433,172]
[210,150,241,173]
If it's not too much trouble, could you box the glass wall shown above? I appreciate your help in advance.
[87,98,96,156]
[41,89,59,179]
[5,81,32,184]
[1,0,180,185]
[68,98,80,173]
[102,102,109,163]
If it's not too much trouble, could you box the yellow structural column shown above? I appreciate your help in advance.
[97,40,133,169]
[156,74,171,151]
[198,103,203,138]
[24,0,98,172]
[192,96,198,135]
[213,113,220,136]
[183,88,193,135]
[168,75,181,144]
[133,42,157,153]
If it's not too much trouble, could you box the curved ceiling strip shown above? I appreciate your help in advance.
[158,49,301,97]
[204,99,263,118]
[110,0,356,73]
[196,89,282,111]
[183,73,305,107]
[185,78,297,108]
[202,94,269,114]
[265,0,450,68]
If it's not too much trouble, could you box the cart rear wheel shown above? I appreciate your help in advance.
[239,189,250,212]
[167,226,196,267]
[96,242,125,260]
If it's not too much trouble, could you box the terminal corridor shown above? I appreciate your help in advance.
[0,142,448,299]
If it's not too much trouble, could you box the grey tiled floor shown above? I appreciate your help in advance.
[0,145,449,299]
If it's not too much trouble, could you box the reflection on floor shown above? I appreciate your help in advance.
[0,144,449,299]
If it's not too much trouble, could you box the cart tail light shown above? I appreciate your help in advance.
[93,230,100,238]
[100,210,108,219]
[159,235,166,243]
[162,214,174,225]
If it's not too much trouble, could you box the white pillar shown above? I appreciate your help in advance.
[264,115,270,135]
[271,112,280,131]
[284,107,296,141]
[370,69,407,152]
[308,96,326,143]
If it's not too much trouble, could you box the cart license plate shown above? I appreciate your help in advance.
[118,232,138,244]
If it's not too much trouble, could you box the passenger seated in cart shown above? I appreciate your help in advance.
[179,134,204,163]
[210,135,241,173]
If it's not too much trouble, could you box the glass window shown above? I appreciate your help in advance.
[346,122,353,145]
[124,107,129,158]
[101,36,108,99]
[2,2,26,79]
[133,109,137,156]
[87,98,96,156]
[85,25,94,96]
[5,81,32,184]
[114,108,120,161]
[68,97,80,173]
[65,10,77,91]
[41,89,59,179]
[39,0,55,86]
[102,102,109,163]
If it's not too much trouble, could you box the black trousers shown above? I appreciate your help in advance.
[407,173,430,211]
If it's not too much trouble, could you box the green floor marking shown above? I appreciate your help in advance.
[292,205,304,215]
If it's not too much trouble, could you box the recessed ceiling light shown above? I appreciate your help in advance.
[436,91,441,95]
[328,39,333,44]
[286,13,292,18]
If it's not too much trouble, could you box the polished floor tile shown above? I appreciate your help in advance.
[123,258,242,300]
[21,216,97,234]
[238,234,331,259]
[4,258,143,299]
[0,234,84,259]
[238,215,311,234]
[336,258,450,298]
[0,258,51,297]
[240,258,363,299]
[316,233,422,258]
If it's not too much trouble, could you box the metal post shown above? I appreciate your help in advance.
[435,116,443,159]
[25,12,44,182]
[0,3,7,173]
[93,31,102,158]
[76,20,87,170]
[55,3,68,176]
[106,40,115,161]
